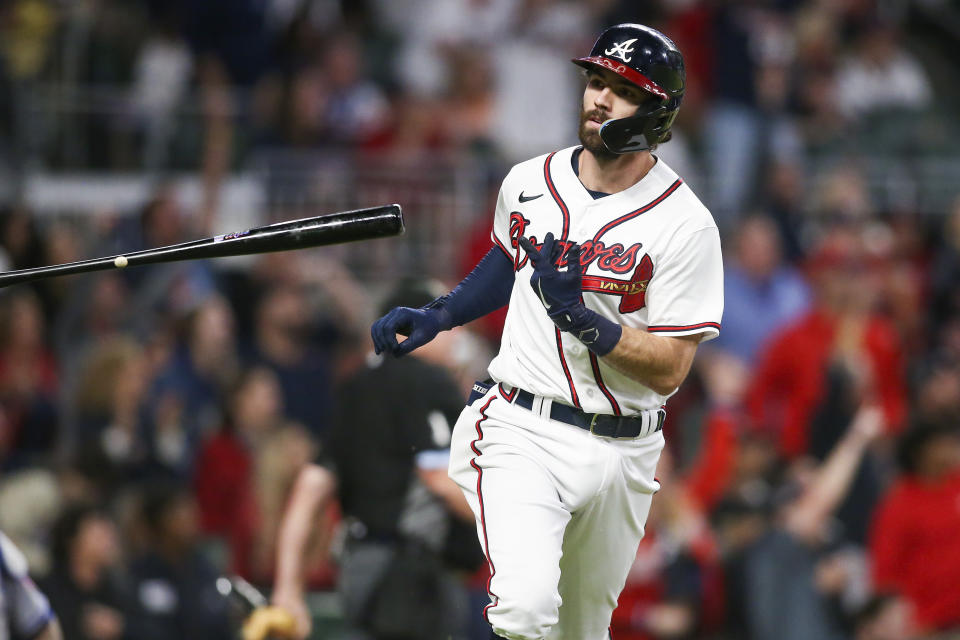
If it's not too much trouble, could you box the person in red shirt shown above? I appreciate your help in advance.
[193,366,315,580]
[0,289,59,466]
[870,423,960,634]
[747,228,907,459]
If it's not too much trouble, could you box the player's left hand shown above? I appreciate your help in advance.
[519,233,585,331]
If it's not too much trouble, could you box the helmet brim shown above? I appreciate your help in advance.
[572,56,669,100]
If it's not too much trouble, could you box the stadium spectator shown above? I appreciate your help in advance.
[42,504,127,640]
[244,284,335,438]
[193,366,310,581]
[0,288,59,469]
[739,405,883,640]
[702,3,794,227]
[683,350,753,513]
[931,196,960,330]
[0,206,45,273]
[71,337,156,488]
[361,93,450,162]
[124,483,234,640]
[439,46,496,157]
[316,32,390,147]
[715,216,811,364]
[912,354,960,428]
[870,423,960,634]
[835,20,933,121]
[386,0,518,98]
[249,413,318,586]
[487,0,594,162]
[147,295,240,476]
[104,188,218,337]
[128,13,194,170]
[759,160,807,263]
[747,228,907,458]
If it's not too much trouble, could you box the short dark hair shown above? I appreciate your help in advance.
[896,422,959,474]
[50,503,107,569]
[139,482,190,535]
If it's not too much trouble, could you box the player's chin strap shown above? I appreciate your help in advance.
[599,102,671,154]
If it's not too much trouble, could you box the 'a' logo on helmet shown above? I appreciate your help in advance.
[604,38,638,63]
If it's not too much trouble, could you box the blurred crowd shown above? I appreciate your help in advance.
[0,0,959,639]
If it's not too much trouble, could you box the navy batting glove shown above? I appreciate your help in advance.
[520,233,582,323]
[370,305,452,357]
[519,233,622,356]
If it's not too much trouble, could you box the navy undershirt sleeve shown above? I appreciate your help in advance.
[426,247,514,328]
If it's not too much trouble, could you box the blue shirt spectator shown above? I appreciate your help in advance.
[715,216,811,363]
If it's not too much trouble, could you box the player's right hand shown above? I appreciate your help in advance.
[519,233,585,330]
[371,306,444,357]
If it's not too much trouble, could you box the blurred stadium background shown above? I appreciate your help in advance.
[1,0,960,638]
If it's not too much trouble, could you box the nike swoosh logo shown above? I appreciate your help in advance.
[536,281,551,310]
[519,191,543,203]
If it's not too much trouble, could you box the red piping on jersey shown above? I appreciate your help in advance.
[648,321,721,332]
[492,235,512,260]
[592,179,683,244]
[470,395,500,623]
[543,152,571,242]
[555,328,581,408]
[589,351,621,415]
[497,383,517,403]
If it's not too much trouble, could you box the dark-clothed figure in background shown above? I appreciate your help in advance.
[269,280,482,640]
[741,406,884,640]
[42,505,126,640]
[124,484,233,640]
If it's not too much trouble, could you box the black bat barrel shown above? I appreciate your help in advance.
[0,204,403,289]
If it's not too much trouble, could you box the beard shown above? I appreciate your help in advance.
[578,107,618,162]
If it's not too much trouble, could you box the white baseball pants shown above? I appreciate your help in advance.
[448,384,664,640]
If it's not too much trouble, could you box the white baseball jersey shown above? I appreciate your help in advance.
[487,145,723,414]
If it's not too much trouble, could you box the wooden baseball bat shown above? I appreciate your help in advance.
[0,204,403,289]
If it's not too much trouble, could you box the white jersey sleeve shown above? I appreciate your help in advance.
[645,226,723,340]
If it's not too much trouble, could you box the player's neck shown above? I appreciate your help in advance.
[578,148,655,194]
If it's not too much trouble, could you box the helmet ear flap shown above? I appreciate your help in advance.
[599,102,674,154]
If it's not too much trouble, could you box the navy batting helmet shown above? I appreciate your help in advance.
[572,24,685,154]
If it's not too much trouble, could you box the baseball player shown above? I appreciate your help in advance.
[0,531,63,640]
[372,23,723,640]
